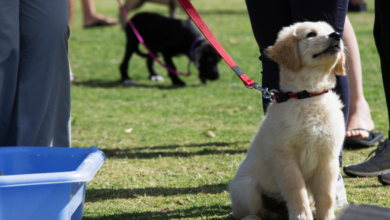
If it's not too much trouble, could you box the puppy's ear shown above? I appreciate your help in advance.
[333,53,345,76]
[265,33,301,72]
[206,44,221,62]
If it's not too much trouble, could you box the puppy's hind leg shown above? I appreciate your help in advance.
[119,30,138,85]
[146,57,164,82]
[229,175,263,220]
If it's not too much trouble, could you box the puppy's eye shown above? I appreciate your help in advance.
[306,32,317,38]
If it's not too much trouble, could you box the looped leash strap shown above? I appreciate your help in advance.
[177,0,255,87]
[117,0,189,76]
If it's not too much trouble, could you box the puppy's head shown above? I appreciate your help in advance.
[193,42,221,84]
[265,21,345,76]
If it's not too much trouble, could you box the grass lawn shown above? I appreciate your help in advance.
[69,0,390,219]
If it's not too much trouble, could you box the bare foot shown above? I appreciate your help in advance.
[83,14,117,28]
[346,98,375,140]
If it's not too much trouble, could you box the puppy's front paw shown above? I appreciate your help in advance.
[122,79,134,86]
[289,211,314,220]
[241,215,262,220]
[149,75,164,82]
[322,211,336,220]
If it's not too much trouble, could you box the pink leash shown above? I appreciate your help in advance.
[117,0,190,76]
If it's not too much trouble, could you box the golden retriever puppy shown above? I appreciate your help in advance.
[229,21,346,220]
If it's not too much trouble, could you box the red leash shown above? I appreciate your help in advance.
[177,0,256,87]
[177,0,331,102]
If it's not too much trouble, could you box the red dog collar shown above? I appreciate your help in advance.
[273,89,330,103]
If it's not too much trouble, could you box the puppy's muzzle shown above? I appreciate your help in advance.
[313,32,341,58]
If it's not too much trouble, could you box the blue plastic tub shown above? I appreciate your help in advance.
[0,146,105,220]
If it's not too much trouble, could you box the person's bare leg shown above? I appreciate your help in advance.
[344,16,375,140]
[81,0,117,27]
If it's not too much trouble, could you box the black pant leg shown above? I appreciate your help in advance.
[374,0,390,136]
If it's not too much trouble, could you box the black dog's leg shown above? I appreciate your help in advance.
[147,56,164,82]
[120,33,138,85]
[162,52,186,86]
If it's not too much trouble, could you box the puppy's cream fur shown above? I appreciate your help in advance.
[229,22,346,220]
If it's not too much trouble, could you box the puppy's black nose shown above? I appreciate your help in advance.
[329,32,341,40]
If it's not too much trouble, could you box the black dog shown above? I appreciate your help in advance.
[119,12,221,86]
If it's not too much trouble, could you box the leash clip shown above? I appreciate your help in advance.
[245,83,279,102]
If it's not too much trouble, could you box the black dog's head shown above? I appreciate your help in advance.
[193,42,221,84]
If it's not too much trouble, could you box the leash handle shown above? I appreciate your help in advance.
[177,0,255,87]
[117,0,190,77]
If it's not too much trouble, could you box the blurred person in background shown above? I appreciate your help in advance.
[344,0,390,186]
[68,0,118,83]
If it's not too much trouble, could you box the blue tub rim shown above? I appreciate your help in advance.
[0,146,106,188]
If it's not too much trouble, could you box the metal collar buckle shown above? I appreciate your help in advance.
[245,83,279,102]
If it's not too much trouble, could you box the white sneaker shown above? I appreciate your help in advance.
[334,174,348,210]
[150,75,164,82]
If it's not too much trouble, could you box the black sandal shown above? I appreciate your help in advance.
[344,128,383,148]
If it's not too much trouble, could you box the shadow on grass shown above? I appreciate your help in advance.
[129,83,203,89]
[83,205,235,220]
[86,183,228,202]
[75,79,202,89]
[102,148,246,159]
[102,142,247,159]
[342,175,372,180]
[73,79,122,88]
[351,184,384,189]
[343,144,374,151]
[128,142,246,151]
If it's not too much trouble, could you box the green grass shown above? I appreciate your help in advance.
[69,0,390,219]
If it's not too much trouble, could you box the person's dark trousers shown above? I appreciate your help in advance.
[245,0,349,166]
[0,0,71,147]
[374,0,390,137]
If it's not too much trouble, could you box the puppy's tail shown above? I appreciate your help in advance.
[135,45,150,58]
